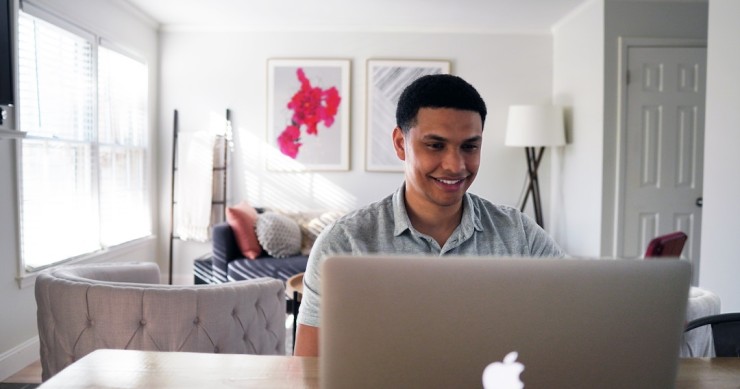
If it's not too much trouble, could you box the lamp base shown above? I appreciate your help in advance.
[520,146,545,228]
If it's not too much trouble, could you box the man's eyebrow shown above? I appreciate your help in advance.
[421,134,483,143]
[421,134,448,142]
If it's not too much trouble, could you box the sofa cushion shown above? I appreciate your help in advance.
[255,212,302,258]
[266,209,344,255]
[300,210,343,254]
[225,202,262,260]
[227,255,308,282]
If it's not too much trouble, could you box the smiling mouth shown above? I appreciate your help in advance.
[435,177,466,185]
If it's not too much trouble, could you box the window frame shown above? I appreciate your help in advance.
[14,1,154,288]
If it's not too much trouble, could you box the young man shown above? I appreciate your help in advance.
[293,74,564,356]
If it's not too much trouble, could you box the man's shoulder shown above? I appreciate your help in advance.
[310,193,396,255]
[467,192,523,221]
[329,193,395,230]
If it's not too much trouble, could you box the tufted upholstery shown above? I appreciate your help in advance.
[35,262,286,381]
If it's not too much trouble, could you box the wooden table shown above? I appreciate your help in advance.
[39,349,740,388]
[40,349,319,389]
[676,358,740,389]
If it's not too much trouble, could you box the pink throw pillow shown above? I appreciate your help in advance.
[225,202,262,260]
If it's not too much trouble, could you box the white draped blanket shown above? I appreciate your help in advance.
[175,130,216,242]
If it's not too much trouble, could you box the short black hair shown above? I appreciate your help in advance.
[395,74,487,133]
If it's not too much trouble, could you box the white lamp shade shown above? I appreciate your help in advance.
[505,105,566,147]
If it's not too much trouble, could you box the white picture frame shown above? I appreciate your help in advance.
[365,59,451,172]
[267,58,351,171]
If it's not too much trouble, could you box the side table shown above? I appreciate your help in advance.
[286,272,304,350]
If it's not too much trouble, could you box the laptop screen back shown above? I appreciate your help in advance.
[320,255,691,389]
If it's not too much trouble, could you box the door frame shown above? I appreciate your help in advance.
[611,37,706,258]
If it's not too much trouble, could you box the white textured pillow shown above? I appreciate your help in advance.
[255,212,302,258]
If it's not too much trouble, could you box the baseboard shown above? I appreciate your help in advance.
[0,337,39,382]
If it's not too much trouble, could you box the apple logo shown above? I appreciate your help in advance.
[482,351,525,389]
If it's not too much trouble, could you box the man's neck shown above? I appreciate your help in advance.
[404,194,464,247]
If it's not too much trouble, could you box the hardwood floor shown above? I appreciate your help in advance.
[2,360,41,385]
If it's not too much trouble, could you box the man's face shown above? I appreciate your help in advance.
[393,107,483,213]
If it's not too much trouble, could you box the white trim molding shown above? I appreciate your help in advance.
[0,336,39,382]
[0,129,25,139]
[16,235,156,289]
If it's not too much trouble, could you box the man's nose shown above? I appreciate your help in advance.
[442,149,465,172]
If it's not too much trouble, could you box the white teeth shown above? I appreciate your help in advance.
[438,178,461,185]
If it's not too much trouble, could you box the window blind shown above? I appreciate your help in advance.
[18,9,150,270]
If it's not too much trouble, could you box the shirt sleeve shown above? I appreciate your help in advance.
[296,241,324,327]
[296,223,348,327]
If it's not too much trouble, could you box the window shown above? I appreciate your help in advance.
[17,9,150,270]
[97,46,150,247]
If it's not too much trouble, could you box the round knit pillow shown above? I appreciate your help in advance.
[255,212,302,258]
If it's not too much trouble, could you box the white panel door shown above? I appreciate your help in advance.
[622,46,706,278]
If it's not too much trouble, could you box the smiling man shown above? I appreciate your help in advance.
[293,74,564,357]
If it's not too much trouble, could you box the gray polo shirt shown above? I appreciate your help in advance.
[296,185,565,327]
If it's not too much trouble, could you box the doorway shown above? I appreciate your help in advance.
[616,39,706,284]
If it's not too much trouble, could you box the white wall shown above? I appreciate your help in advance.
[0,0,158,380]
[159,31,557,278]
[551,0,605,257]
[700,0,740,312]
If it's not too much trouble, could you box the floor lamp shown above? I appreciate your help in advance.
[505,105,565,228]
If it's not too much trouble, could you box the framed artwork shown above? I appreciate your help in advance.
[267,59,351,171]
[365,59,451,172]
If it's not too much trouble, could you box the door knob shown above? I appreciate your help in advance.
[696,197,703,207]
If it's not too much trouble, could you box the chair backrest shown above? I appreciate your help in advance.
[684,313,740,357]
[35,262,286,381]
[645,231,688,257]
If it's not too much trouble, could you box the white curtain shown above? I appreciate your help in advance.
[175,130,216,242]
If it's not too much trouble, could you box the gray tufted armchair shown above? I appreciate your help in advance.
[34,262,286,381]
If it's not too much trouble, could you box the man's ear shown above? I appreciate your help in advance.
[392,127,406,161]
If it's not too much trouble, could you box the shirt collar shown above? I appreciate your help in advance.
[392,183,483,237]
[392,184,412,236]
[462,192,484,235]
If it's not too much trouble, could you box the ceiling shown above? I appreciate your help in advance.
[123,0,591,33]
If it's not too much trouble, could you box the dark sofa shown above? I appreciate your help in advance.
[198,222,308,284]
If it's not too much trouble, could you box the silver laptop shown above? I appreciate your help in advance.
[320,255,691,389]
